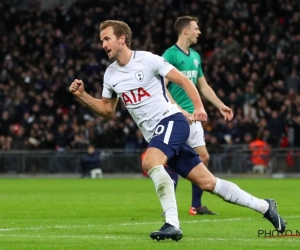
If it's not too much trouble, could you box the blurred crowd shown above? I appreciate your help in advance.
[0,0,300,152]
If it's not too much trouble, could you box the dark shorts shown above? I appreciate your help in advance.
[148,113,201,177]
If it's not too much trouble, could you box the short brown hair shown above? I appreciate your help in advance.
[100,20,132,48]
[174,16,199,35]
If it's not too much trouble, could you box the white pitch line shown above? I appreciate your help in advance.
[0,234,299,242]
[0,234,134,239]
[0,215,299,232]
[0,218,251,232]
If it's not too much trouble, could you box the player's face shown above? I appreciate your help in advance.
[100,26,124,61]
[187,21,201,45]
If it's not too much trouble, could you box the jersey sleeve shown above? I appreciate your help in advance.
[102,69,115,98]
[151,53,174,77]
[197,54,204,78]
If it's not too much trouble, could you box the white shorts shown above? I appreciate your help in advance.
[186,122,206,148]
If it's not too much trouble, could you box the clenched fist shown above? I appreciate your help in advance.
[69,79,85,97]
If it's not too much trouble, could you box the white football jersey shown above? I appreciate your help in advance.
[102,51,181,142]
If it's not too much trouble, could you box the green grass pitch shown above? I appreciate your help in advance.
[0,177,299,250]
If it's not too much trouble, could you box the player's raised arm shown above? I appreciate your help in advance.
[69,79,118,119]
[165,68,207,122]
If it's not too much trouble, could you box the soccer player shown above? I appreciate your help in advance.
[69,20,286,241]
[162,16,232,215]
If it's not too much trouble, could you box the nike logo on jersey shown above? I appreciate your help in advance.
[113,82,121,87]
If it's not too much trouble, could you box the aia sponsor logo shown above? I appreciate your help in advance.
[121,87,151,105]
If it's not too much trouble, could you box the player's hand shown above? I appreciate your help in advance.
[219,105,233,121]
[192,107,207,122]
[181,110,193,125]
[69,79,85,97]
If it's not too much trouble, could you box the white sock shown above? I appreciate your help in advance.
[213,178,269,214]
[148,165,179,228]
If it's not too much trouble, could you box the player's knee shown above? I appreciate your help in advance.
[142,160,151,172]
[142,158,158,172]
[198,176,216,192]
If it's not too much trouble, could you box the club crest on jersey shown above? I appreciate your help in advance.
[135,71,144,82]
[194,59,199,67]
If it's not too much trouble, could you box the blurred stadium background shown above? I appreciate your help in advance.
[1,0,300,176]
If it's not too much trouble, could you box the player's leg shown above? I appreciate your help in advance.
[143,148,183,241]
[142,148,179,228]
[187,123,216,215]
[169,144,286,233]
[186,163,286,233]
[163,165,179,217]
[144,113,190,241]
[186,163,267,211]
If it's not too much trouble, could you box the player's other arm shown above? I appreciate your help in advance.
[162,52,189,114]
[165,68,207,122]
[164,79,193,124]
[197,76,233,121]
[164,79,179,107]
[69,79,118,119]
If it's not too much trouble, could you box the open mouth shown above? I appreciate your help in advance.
[106,49,112,55]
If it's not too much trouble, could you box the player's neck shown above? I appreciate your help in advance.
[176,38,190,54]
[116,47,133,66]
